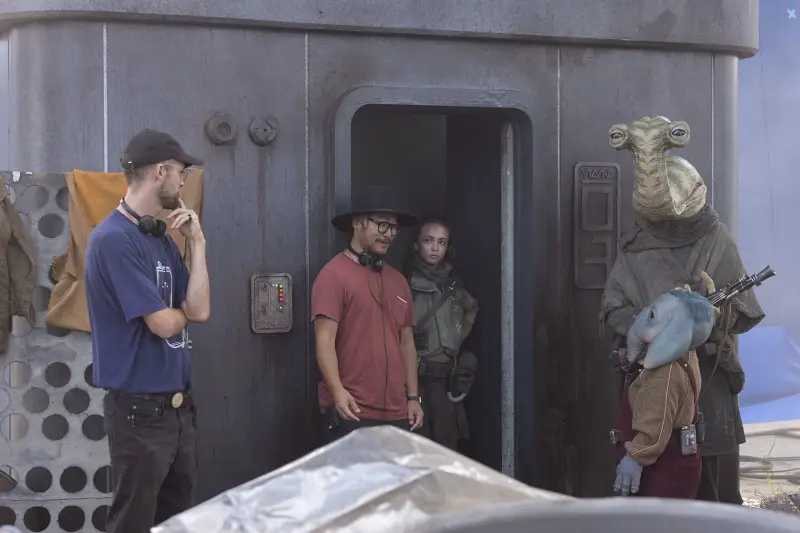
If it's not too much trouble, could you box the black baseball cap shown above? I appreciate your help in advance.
[120,129,203,170]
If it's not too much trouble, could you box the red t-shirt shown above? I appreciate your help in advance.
[311,253,415,420]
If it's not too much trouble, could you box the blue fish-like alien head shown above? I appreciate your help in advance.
[626,287,717,369]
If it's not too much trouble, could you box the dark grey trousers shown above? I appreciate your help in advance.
[103,391,197,533]
[696,450,743,504]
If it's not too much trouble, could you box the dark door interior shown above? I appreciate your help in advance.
[345,105,536,478]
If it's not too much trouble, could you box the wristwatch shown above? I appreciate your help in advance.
[407,395,422,405]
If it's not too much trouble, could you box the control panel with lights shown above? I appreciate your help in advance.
[250,272,293,334]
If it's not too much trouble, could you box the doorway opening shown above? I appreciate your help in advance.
[340,102,537,482]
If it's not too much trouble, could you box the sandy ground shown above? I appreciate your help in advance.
[740,420,800,506]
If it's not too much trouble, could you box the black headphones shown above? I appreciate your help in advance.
[120,198,167,238]
[348,245,384,271]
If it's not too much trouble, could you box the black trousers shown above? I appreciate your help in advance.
[321,406,409,445]
[103,391,197,533]
[696,450,743,504]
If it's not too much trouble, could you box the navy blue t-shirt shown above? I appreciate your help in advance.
[85,209,191,394]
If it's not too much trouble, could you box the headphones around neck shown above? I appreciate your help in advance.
[120,199,167,238]
[348,245,384,271]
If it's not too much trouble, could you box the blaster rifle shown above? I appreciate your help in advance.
[616,265,776,378]
[705,265,776,307]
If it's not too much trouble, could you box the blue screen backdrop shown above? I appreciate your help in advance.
[737,0,800,424]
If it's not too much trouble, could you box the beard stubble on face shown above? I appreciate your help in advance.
[158,183,181,210]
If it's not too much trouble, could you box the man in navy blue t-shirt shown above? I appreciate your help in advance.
[85,129,210,533]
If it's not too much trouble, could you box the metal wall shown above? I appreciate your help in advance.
[0,2,759,530]
[0,172,110,532]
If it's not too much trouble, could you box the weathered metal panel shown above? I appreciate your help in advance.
[559,48,718,496]
[7,23,105,172]
[573,163,621,291]
[0,0,760,57]
[0,0,754,527]
[103,23,311,501]
[0,172,110,533]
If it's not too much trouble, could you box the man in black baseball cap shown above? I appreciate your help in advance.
[84,129,210,532]
[118,129,203,212]
[121,128,204,170]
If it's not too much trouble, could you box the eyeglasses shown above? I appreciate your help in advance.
[368,217,398,236]
[163,163,190,183]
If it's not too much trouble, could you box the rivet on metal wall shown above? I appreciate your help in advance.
[205,112,238,145]
[249,115,279,146]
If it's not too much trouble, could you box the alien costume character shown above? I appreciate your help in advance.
[408,253,478,451]
[612,287,717,498]
[600,116,765,503]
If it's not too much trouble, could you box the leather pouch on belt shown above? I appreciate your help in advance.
[449,351,478,396]
[414,330,428,351]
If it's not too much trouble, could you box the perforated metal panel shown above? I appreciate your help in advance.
[0,172,109,532]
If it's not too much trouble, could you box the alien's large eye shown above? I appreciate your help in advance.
[610,131,624,140]
[671,128,686,137]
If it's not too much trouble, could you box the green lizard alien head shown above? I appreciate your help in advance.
[608,116,707,221]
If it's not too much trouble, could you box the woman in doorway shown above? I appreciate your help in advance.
[403,216,479,451]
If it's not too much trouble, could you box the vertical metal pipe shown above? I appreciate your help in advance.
[500,122,515,477]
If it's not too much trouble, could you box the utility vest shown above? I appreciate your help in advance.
[410,272,470,363]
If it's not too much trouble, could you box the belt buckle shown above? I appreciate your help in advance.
[170,392,184,409]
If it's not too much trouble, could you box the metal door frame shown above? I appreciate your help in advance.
[328,86,537,480]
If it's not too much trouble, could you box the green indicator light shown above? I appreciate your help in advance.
[279,284,284,289]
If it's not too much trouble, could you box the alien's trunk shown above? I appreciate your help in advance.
[631,152,707,221]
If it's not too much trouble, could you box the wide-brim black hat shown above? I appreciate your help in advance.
[331,185,417,232]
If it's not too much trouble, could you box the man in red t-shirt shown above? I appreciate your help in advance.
[312,186,424,442]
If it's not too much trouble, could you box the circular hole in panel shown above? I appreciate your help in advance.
[0,506,16,526]
[11,316,32,337]
[84,364,95,388]
[22,387,49,414]
[31,286,51,313]
[91,505,108,532]
[63,388,90,415]
[24,467,52,493]
[55,187,69,211]
[23,507,50,532]
[93,466,111,493]
[60,466,87,493]
[0,414,28,441]
[58,506,84,532]
[42,414,69,440]
[2,362,32,388]
[45,324,70,337]
[44,362,71,388]
[37,213,65,239]
[32,186,49,210]
[0,389,8,413]
[82,415,105,441]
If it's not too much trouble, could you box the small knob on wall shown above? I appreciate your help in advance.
[249,115,279,146]
[205,112,238,145]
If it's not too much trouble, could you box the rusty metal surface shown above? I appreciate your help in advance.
[0,172,110,532]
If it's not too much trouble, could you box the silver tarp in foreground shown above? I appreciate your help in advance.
[151,426,573,533]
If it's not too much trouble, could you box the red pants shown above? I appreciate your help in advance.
[615,380,701,499]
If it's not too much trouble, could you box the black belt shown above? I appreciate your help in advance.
[110,390,192,409]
